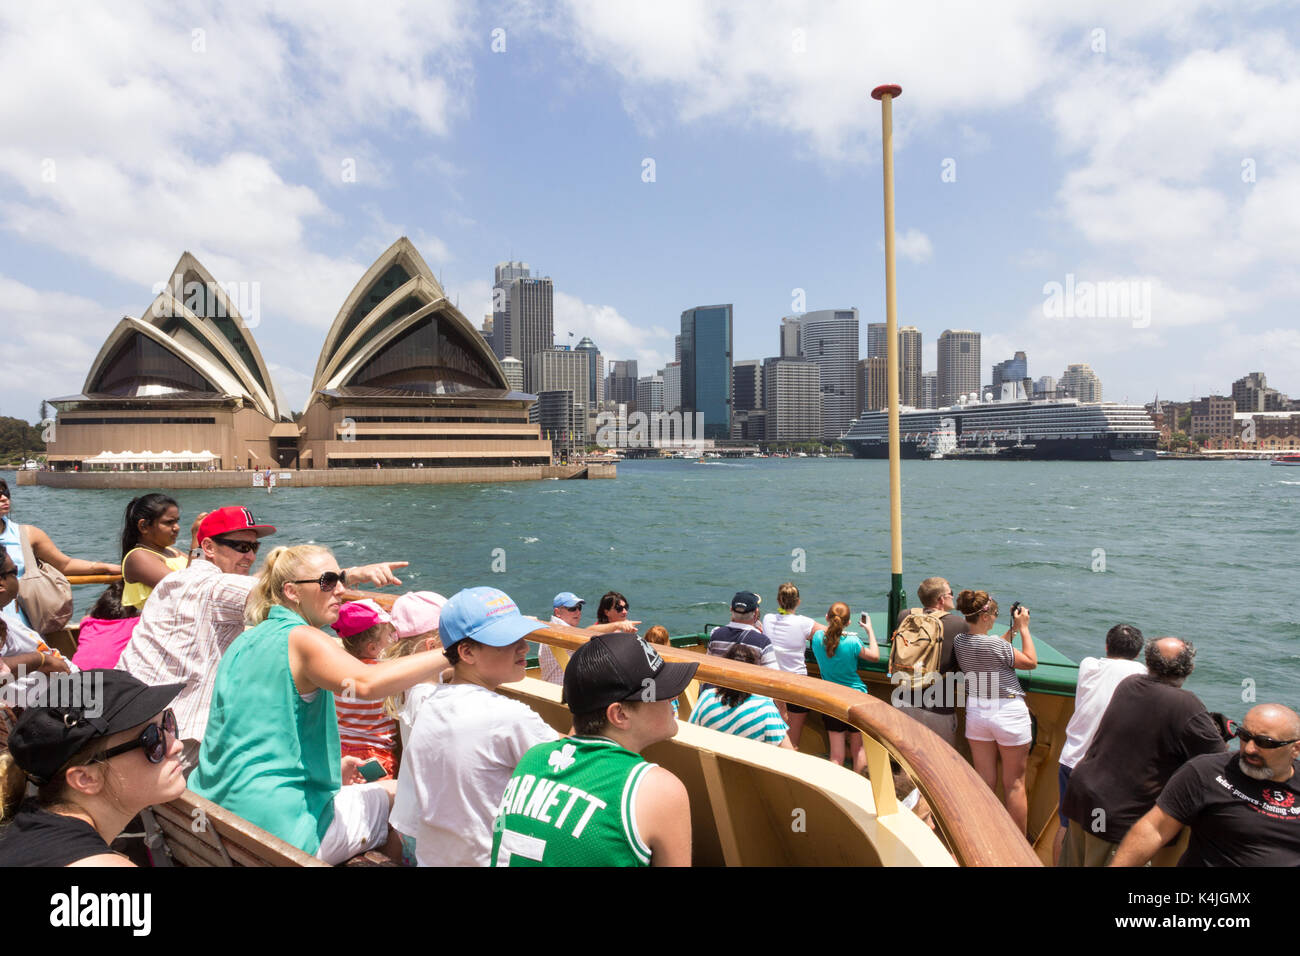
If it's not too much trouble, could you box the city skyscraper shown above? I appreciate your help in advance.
[491,260,529,360]
[500,356,524,393]
[636,374,664,415]
[1059,362,1102,402]
[937,329,981,406]
[732,359,763,412]
[530,347,589,417]
[510,276,554,393]
[866,322,887,359]
[898,325,921,408]
[662,362,681,413]
[858,356,887,412]
[605,359,639,409]
[574,336,604,407]
[921,371,938,408]
[780,316,801,358]
[797,309,859,441]
[762,357,821,442]
[992,351,1029,392]
[681,304,733,440]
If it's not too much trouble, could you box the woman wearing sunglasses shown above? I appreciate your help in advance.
[0,670,185,866]
[597,591,634,626]
[190,544,449,864]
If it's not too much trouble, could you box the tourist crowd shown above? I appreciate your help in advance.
[0,482,1296,868]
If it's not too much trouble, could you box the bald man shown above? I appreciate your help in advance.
[1112,703,1300,866]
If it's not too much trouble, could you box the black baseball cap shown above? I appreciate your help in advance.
[8,670,182,784]
[731,591,761,614]
[562,635,698,715]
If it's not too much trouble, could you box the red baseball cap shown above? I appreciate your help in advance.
[197,506,277,542]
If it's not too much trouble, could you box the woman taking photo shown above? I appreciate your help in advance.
[190,544,449,864]
[953,589,1037,836]
[119,494,194,611]
[810,601,879,774]
[0,670,185,866]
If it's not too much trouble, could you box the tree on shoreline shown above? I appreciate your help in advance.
[0,415,45,462]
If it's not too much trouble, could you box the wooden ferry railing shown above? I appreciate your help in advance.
[344,588,1040,867]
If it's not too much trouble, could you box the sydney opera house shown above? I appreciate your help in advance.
[44,239,552,473]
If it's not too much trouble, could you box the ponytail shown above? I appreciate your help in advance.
[245,544,332,625]
[120,493,178,558]
[823,602,850,658]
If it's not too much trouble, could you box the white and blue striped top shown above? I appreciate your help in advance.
[688,688,789,745]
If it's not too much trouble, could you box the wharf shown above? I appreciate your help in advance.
[16,463,615,490]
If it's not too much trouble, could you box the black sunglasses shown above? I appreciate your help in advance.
[1235,728,1300,750]
[94,709,178,764]
[614,603,629,612]
[213,536,260,554]
[562,602,584,612]
[292,570,347,590]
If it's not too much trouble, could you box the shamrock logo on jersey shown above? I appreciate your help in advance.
[548,742,577,772]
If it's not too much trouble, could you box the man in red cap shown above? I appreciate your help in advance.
[116,506,406,774]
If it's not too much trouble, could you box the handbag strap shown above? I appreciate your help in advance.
[16,523,39,578]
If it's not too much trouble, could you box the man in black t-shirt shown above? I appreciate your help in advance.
[1111,703,1300,866]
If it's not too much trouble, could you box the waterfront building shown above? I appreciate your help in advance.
[663,362,681,414]
[605,360,639,410]
[681,304,733,440]
[762,357,821,443]
[1232,372,1286,412]
[921,371,938,409]
[798,309,859,441]
[299,238,549,469]
[44,251,290,471]
[1191,395,1236,441]
[531,348,589,422]
[574,336,604,407]
[780,316,801,358]
[1237,411,1300,451]
[509,276,554,393]
[491,261,529,360]
[937,330,981,406]
[731,409,767,442]
[534,390,586,459]
[732,359,763,412]
[1059,363,1102,402]
[500,356,525,392]
[636,374,665,415]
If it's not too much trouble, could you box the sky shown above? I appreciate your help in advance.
[2,0,1298,422]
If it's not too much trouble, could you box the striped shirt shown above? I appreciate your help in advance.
[335,659,397,752]
[706,622,779,670]
[116,559,253,742]
[953,631,1025,699]
[689,688,788,745]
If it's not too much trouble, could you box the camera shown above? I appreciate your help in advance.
[1010,601,1024,618]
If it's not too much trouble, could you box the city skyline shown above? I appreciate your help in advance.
[3,3,1299,423]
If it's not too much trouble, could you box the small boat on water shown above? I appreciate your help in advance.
[1270,454,1300,466]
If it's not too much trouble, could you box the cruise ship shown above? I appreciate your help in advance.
[841,384,1158,461]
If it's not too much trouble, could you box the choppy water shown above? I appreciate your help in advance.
[4,459,1297,717]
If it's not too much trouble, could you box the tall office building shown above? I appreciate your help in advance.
[865,322,920,407]
[662,362,681,413]
[491,261,529,360]
[500,356,524,393]
[636,374,665,415]
[510,277,554,393]
[857,357,888,413]
[605,360,639,409]
[797,309,859,441]
[937,329,981,406]
[574,336,604,407]
[1232,371,1285,412]
[1059,363,1102,402]
[681,304,733,440]
[732,359,763,412]
[763,357,821,442]
[1035,375,1056,398]
[674,335,682,363]
[530,348,589,418]
[780,316,801,358]
[480,314,494,354]
[921,371,938,409]
[992,351,1029,391]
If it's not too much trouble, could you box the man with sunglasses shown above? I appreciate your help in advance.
[117,506,407,775]
[1112,703,1300,866]
[538,592,639,685]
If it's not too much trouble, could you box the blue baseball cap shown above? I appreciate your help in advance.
[440,587,544,649]
[553,591,584,609]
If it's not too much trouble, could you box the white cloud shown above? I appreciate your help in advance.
[554,291,671,372]
[895,228,933,264]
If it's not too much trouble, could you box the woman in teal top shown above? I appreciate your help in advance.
[810,601,879,775]
[189,544,448,864]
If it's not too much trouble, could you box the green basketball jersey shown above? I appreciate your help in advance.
[490,736,654,867]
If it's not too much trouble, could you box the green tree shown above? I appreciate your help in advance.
[0,416,45,461]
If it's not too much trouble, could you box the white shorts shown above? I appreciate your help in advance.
[964,696,1032,748]
[315,783,392,865]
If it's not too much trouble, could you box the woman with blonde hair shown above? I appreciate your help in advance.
[761,582,818,747]
[810,601,879,774]
[953,589,1037,836]
[189,545,448,865]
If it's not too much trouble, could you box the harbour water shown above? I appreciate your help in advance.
[4,459,1297,717]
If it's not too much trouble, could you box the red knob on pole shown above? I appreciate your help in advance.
[871,84,902,100]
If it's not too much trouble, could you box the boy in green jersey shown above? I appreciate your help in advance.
[490,634,697,867]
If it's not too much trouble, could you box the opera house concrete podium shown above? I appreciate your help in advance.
[44,252,291,471]
[298,238,551,470]
[30,241,585,488]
